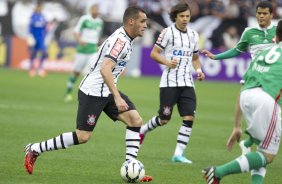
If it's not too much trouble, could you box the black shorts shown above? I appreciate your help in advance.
[158,87,196,120]
[76,90,136,131]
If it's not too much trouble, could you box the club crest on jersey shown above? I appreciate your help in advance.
[173,50,192,57]
[163,106,171,116]
[87,114,96,126]
[110,38,125,58]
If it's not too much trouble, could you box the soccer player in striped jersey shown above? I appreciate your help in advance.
[64,4,103,102]
[24,6,152,182]
[139,2,205,164]
[202,1,275,182]
[203,19,282,184]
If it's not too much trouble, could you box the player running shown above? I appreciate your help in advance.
[202,1,276,182]
[24,6,152,182]
[64,4,103,102]
[203,19,282,184]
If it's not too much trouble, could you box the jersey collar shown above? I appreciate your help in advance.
[174,24,187,33]
[122,27,134,42]
[257,22,274,31]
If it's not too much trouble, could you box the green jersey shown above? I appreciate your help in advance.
[242,42,282,105]
[235,24,276,59]
[74,15,103,54]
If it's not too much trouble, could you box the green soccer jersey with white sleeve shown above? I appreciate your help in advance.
[235,24,276,59]
[242,42,282,105]
[74,15,103,54]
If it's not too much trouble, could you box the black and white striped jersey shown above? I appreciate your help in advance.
[155,24,199,88]
[79,27,133,97]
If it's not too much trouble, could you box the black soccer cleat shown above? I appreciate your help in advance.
[202,166,220,184]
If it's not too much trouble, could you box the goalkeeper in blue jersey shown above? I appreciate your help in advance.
[29,3,48,77]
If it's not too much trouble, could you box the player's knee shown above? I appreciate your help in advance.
[266,155,275,164]
[131,116,143,127]
[183,115,194,121]
[263,152,275,164]
[160,119,169,125]
[76,131,92,144]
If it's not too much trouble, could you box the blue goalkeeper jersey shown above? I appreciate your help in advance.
[29,12,47,42]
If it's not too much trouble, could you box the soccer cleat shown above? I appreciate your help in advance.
[139,133,145,145]
[38,69,47,77]
[171,156,192,164]
[24,143,39,174]
[140,175,153,182]
[239,140,251,155]
[29,69,36,77]
[64,94,73,102]
[202,166,220,184]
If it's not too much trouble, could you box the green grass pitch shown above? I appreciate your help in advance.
[0,68,281,184]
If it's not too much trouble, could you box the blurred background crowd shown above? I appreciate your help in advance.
[1,0,282,51]
[0,0,282,49]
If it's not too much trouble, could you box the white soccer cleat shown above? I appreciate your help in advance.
[172,156,192,164]
[64,94,73,102]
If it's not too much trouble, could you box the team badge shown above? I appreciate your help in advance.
[163,106,171,116]
[87,114,96,126]
[274,135,280,144]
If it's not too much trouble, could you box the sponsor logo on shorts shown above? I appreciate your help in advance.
[163,106,171,116]
[87,114,96,126]
[274,135,280,144]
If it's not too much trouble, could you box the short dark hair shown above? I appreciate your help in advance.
[256,1,273,14]
[169,3,190,23]
[276,20,282,42]
[123,6,146,24]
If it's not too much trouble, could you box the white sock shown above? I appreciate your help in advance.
[174,121,193,156]
[125,127,140,160]
[31,132,79,154]
[140,116,161,135]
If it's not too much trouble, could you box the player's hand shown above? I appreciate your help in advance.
[226,127,242,152]
[197,70,205,81]
[79,40,86,46]
[201,50,215,60]
[114,96,129,112]
[166,58,179,69]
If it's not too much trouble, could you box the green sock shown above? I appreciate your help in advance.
[251,174,264,184]
[244,137,254,147]
[251,167,266,184]
[245,152,267,168]
[215,152,267,179]
[66,75,77,94]
[215,160,241,178]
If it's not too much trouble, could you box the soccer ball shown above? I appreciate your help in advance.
[120,159,145,183]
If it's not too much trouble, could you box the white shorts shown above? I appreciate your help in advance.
[73,53,97,73]
[240,87,281,155]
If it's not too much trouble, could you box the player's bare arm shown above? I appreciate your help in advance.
[226,96,242,152]
[201,49,215,60]
[100,58,129,112]
[192,53,205,81]
[73,32,85,46]
[150,45,178,69]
